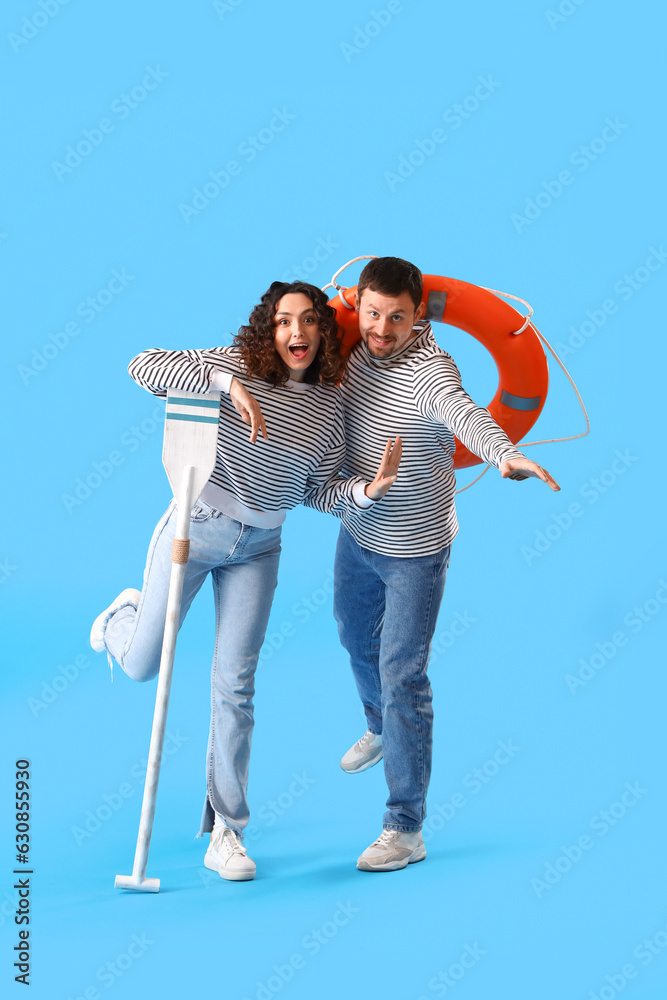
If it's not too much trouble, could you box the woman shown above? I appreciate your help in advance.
[89,280,401,881]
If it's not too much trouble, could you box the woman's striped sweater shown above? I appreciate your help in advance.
[128,346,370,528]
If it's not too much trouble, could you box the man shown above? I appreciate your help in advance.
[334,257,559,873]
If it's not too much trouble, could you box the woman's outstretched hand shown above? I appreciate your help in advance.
[229,376,268,444]
[365,437,403,500]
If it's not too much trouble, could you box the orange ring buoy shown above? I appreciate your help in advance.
[329,274,549,469]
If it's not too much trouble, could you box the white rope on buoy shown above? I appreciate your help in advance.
[329,255,378,291]
[322,255,379,309]
[455,286,590,494]
[481,285,534,335]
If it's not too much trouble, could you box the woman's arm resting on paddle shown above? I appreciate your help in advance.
[228,377,268,445]
[128,346,234,397]
[127,349,268,446]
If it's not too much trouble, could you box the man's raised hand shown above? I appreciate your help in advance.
[499,457,560,491]
[365,437,403,500]
[229,376,268,445]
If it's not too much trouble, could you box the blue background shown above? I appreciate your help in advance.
[2,1,666,997]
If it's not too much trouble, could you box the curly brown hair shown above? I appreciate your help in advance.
[233,281,345,387]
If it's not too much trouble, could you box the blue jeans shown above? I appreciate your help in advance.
[333,526,452,832]
[103,499,282,839]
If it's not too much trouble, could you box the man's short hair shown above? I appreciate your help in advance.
[357,256,423,311]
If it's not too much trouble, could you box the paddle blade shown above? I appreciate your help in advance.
[162,389,221,505]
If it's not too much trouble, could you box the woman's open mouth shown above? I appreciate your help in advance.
[288,344,310,361]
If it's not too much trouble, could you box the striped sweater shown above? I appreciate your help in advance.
[127,346,369,527]
[339,322,526,557]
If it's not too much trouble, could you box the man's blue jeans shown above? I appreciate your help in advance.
[103,498,282,839]
[333,526,452,832]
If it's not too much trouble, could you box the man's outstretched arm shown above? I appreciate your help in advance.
[413,353,560,491]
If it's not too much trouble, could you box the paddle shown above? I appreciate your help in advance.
[115,388,221,892]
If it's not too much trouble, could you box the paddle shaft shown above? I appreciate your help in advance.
[127,465,196,884]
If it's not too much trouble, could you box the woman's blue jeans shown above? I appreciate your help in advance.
[103,499,282,839]
[333,526,452,833]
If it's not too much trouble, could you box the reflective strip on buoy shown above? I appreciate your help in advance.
[425,290,448,323]
[500,390,541,411]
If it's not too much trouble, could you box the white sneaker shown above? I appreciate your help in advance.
[90,588,141,652]
[204,827,256,881]
[340,730,383,773]
[357,829,426,872]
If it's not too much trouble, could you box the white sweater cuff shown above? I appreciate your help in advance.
[210,370,233,394]
[352,481,374,508]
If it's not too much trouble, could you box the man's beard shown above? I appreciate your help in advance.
[363,333,396,357]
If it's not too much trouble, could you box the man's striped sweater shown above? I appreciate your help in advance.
[337,321,526,557]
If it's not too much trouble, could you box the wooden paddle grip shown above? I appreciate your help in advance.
[171,539,190,564]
